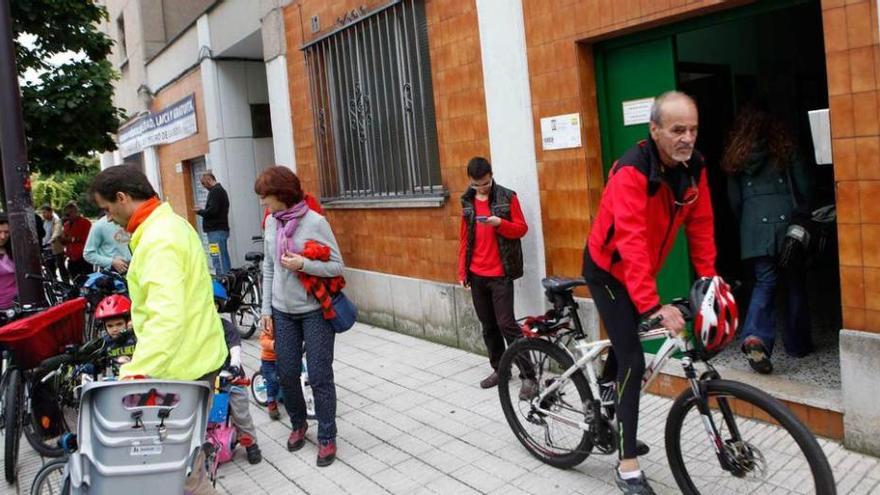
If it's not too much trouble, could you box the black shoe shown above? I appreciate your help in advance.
[615,469,656,494]
[742,337,773,374]
[480,372,499,389]
[635,440,650,457]
[246,444,262,464]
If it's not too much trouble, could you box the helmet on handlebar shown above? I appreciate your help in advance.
[95,294,131,320]
[212,280,229,303]
[690,276,738,353]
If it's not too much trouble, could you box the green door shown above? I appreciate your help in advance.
[595,36,693,306]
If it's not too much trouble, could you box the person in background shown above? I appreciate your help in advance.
[196,173,231,275]
[722,105,813,374]
[457,157,536,398]
[0,214,16,310]
[261,190,323,230]
[61,202,92,282]
[256,165,343,467]
[84,209,132,273]
[259,323,281,420]
[41,205,67,283]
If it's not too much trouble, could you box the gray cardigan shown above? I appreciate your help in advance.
[261,210,344,315]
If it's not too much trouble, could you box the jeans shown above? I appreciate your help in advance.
[273,308,337,441]
[260,359,280,402]
[470,275,535,378]
[206,230,231,275]
[741,256,812,357]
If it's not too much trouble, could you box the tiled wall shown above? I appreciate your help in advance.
[822,0,880,333]
[151,68,209,225]
[283,0,488,283]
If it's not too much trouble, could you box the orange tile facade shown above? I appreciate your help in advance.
[149,68,209,226]
[283,0,488,283]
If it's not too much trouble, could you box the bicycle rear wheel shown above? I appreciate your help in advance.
[665,379,836,494]
[250,372,268,406]
[4,368,22,483]
[30,458,69,495]
[24,379,75,458]
[235,281,259,339]
[497,338,593,469]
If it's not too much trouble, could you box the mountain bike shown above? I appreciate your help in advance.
[497,277,836,495]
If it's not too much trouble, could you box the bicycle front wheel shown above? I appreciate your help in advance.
[4,368,22,483]
[30,458,69,495]
[665,379,836,494]
[250,371,268,406]
[497,338,593,469]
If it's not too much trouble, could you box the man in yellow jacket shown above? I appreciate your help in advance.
[90,165,226,494]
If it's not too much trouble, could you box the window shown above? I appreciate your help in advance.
[116,14,128,67]
[250,104,273,138]
[303,0,443,205]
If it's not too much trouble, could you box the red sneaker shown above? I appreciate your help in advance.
[287,425,307,452]
[267,401,280,420]
[316,439,336,467]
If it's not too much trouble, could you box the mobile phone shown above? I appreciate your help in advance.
[475,216,488,223]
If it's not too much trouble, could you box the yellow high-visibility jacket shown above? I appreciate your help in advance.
[120,202,227,380]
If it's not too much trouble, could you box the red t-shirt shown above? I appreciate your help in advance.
[63,217,92,261]
[458,195,528,281]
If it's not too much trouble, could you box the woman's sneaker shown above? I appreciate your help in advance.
[615,469,656,494]
[317,439,336,467]
[287,425,307,452]
[742,337,773,374]
[267,400,281,420]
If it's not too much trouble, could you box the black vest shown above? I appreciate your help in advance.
[461,183,524,282]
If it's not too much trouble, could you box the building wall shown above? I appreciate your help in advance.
[99,0,150,118]
[150,68,210,224]
[283,0,490,283]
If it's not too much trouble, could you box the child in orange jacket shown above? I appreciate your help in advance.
[259,328,281,420]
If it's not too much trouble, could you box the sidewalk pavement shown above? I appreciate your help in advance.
[6,322,880,494]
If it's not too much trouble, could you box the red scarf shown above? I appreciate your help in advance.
[298,240,345,320]
[125,197,161,234]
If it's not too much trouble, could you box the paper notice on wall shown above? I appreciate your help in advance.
[808,109,832,165]
[622,97,655,126]
[540,113,582,150]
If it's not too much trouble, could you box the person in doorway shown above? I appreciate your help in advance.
[256,165,343,467]
[90,165,227,494]
[457,157,536,398]
[61,202,92,282]
[582,91,717,494]
[84,210,132,273]
[0,214,16,310]
[196,173,231,275]
[41,205,67,283]
[722,105,813,374]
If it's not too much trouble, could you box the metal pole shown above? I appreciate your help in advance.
[0,0,46,307]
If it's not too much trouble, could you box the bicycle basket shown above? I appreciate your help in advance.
[0,298,87,369]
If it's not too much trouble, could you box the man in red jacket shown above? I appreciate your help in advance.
[61,202,93,282]
[458,157,535,399]
[583,91,716,494]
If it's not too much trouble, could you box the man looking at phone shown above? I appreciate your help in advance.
[457,157,535,398]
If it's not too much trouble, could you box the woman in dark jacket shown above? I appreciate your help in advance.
[722,106,813,374]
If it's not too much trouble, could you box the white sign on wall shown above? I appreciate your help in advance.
[540,113,581,150]
[118,94,198,157]
[622,97,655,126]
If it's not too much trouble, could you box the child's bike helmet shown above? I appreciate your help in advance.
[95,294,131,320]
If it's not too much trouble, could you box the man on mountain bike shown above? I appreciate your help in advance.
[582,91,717,494]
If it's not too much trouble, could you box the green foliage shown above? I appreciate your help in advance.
[31,154,101,218]
[11,0,123,174]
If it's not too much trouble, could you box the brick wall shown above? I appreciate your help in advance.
[283,0,488,283]
[150,67,209,226]
[822,0,880,333]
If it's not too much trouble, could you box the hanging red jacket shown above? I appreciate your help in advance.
[586,138,716,316]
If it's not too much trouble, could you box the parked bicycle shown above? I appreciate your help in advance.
[497,276,836,495]
[217,236,263,339]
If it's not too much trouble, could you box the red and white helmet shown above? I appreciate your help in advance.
[690,276,738,352]
[95,294,131,320]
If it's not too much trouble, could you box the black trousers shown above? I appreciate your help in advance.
[583,249,644,460]
[470,275,534,378]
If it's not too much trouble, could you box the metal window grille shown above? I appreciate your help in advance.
[303,0,443,202]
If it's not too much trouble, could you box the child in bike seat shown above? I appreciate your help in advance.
[95,294,137,365]
[213,280,263,465]
[259,325,281,420]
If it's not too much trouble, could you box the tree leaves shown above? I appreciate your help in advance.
[11,0,122,174]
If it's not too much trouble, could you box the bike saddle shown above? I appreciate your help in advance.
[245,251,264,263]
[541,277,587,293]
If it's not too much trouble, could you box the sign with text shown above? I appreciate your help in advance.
[118,94,198,157]
[622,97,655,126]
[540,113,582,150]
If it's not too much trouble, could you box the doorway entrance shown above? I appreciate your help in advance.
[594,0,839,390]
